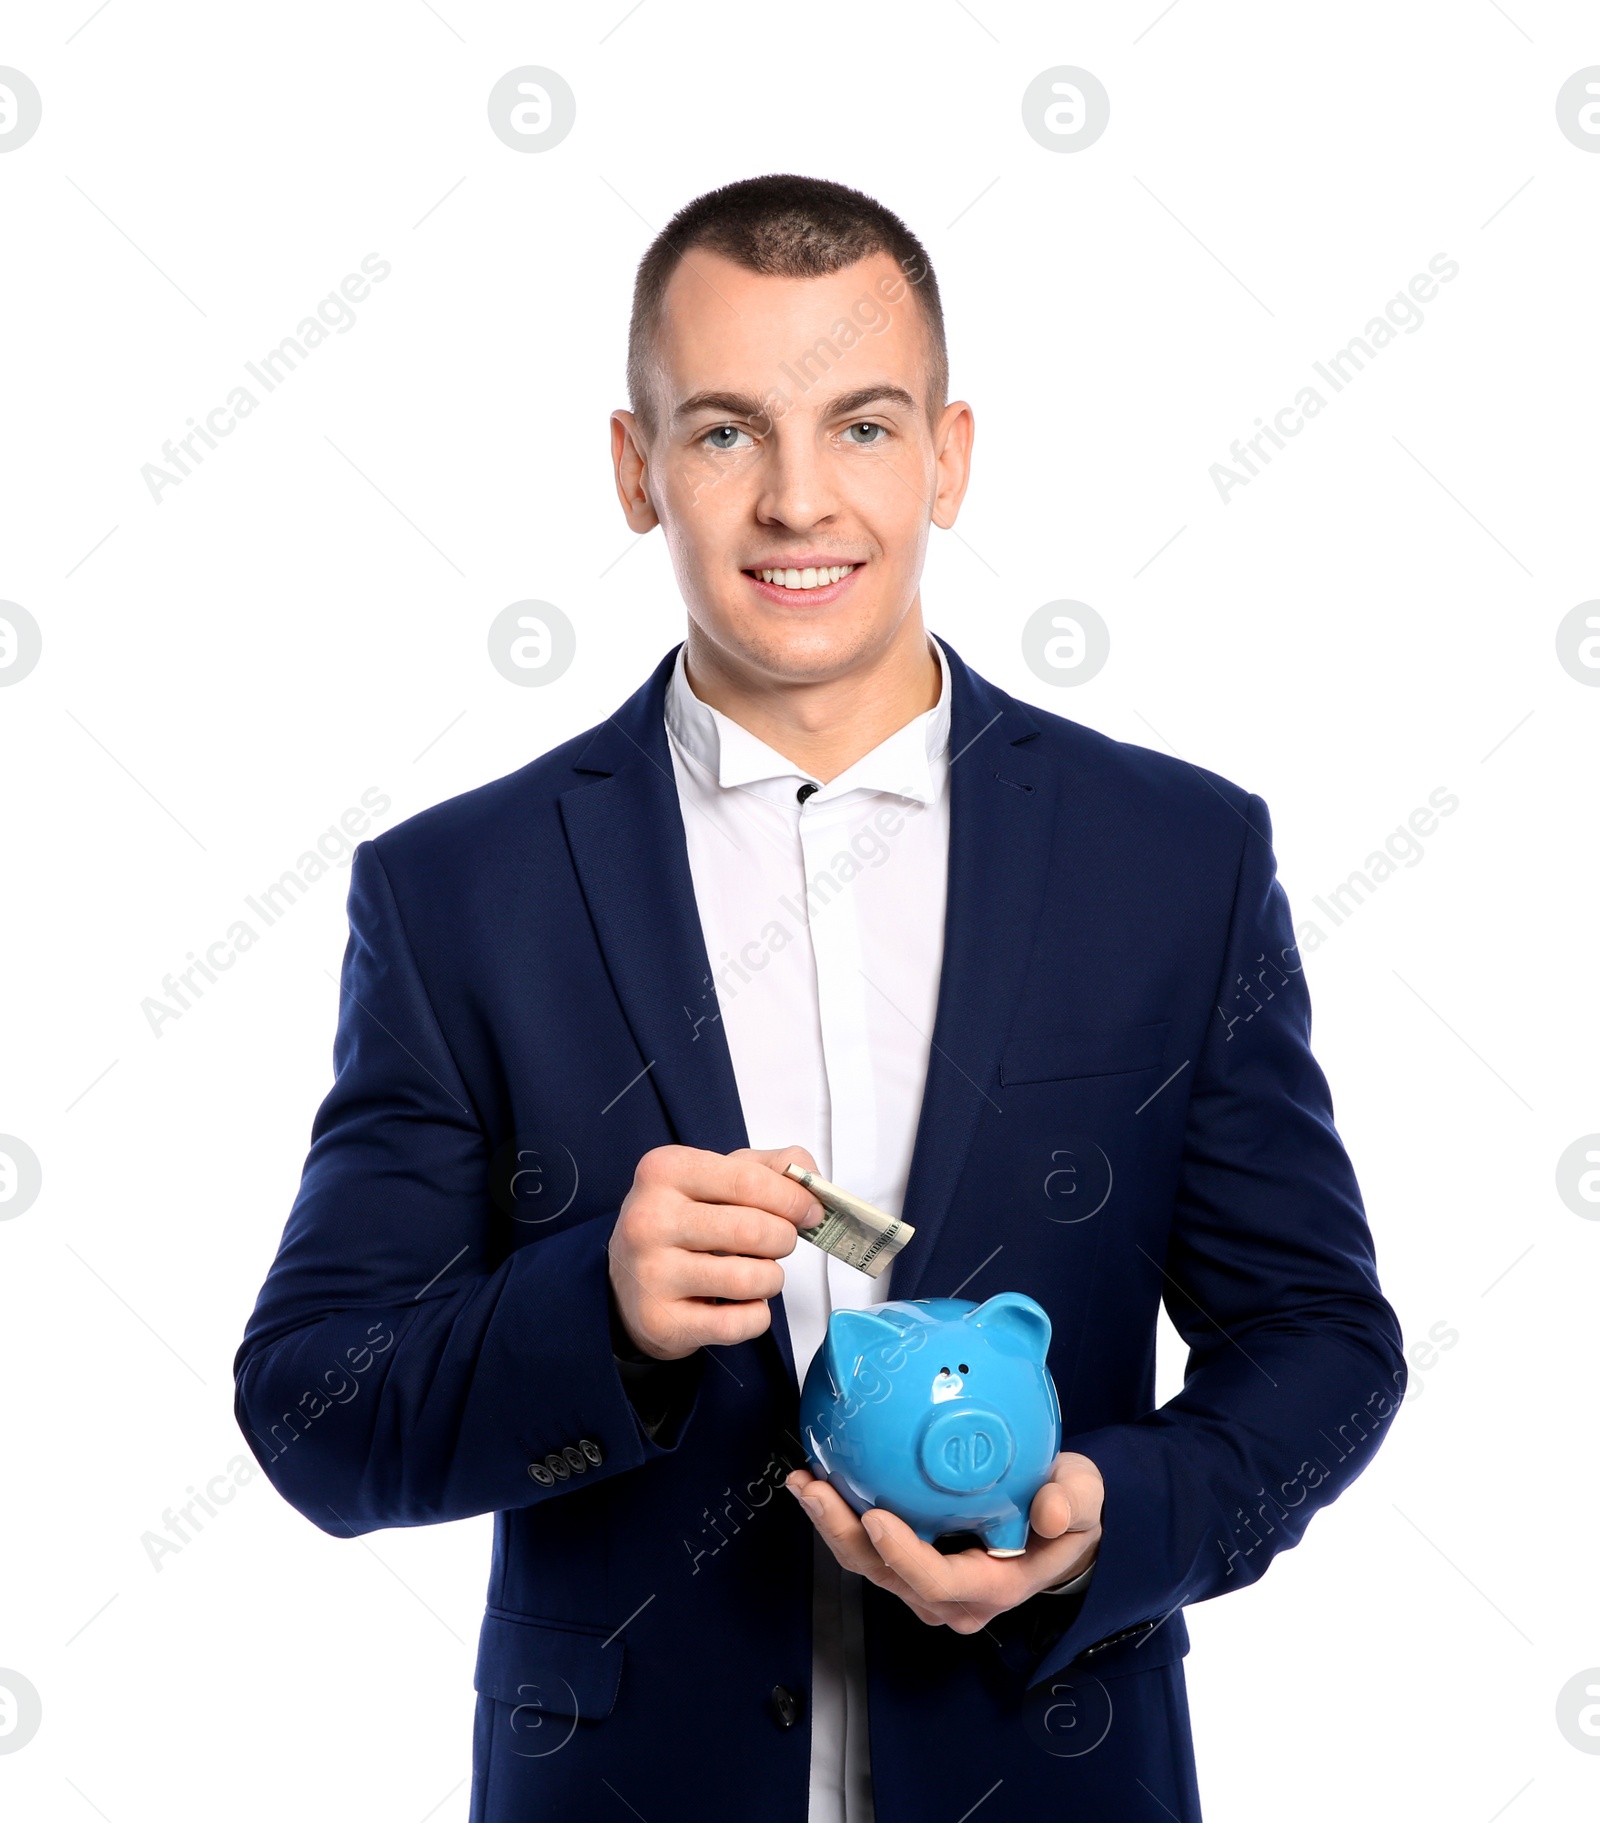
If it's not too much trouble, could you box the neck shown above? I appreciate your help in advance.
[682,610,942,783]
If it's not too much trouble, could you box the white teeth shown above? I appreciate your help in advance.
[755,564,856,589]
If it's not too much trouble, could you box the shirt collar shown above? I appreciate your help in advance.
[664,636,951,806]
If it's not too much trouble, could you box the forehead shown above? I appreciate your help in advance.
[653,247,930,402]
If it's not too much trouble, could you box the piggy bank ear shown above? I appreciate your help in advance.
[970,1293,1052,1361]
[824,1308,906,1393]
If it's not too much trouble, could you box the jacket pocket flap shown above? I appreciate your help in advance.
[474,1608,623,1720]
[1000,1021,1171,1086]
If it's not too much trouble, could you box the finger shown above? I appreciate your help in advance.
[739,1144,820,1180]
[609,1248,772,1353]
[667,1250,787,1303]
[672,1151,824,1228]
[671,1201,805,1259]
[785,1479,936,1609]
[683,1298,775,1346]
[856,1509,1014,1612]
[786,1476,894,1578]
[784,1479,949,1624]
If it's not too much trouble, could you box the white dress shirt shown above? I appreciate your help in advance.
[664,635,952,1823]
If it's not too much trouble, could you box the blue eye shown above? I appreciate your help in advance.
[702,424,753,452]
[845,421,886,446]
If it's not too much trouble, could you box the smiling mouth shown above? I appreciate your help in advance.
[744,563,860,591]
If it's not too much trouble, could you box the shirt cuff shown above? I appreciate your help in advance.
[1038,1556,1097,1596]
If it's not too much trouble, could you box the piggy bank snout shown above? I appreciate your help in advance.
[916,1405,1015,1495]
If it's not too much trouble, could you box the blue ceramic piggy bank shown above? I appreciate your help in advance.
[799,1294,1061,1556]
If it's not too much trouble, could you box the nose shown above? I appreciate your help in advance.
[917,1406,1015,1494]
[755,426,838,533]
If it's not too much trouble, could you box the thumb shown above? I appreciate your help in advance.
[1030,1452,1103,1538]
[1029,1476,1074,1539]
[736,1146,824,1226]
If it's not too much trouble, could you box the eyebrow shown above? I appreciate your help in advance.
[672,384,919,424]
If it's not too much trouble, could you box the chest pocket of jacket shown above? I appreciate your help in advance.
[475,1607,623,1724]
[999,1020,1170,1086]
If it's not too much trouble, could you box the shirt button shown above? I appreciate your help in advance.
[796,782,818,805]
[769,1684,803,1729]
[527,1462,556,1486]
[578,1438,603,1466]
[562,1444,588,1475]
[544,1451,571,1481]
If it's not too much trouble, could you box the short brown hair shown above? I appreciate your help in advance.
[626,173,948,439]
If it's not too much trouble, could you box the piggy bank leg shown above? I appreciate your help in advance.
[982,1511,1031,1557]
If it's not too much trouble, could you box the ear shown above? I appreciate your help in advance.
[824,1308,906,1393]
[971,1293,1052,1362]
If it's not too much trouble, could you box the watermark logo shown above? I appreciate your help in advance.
[488,67,576,152]
[1556,1135,1600,1220]
[1022,67,1110,153]
[1401,1319,1458,1403]
[141,787,392,1036]
[1555,600,1600,685]
[0,1136,42,1221]
[248,1322,395,1465]
[682,1440,808,1576]
[490,1135,580,1225]
[141,255,391,505]
[140,1456,257,1572]
[682,260,928,515]
[488,600,576,686]
[0,1670,42,1753]
[1293,786,1459,951]
[0,602,42,686]
[1041,1138,1113,1224]
[1021,600,1110,687]
[1209,255,1459,504]
[1025,1672,1114,1756]
[1556,1668,1600,1751]
[0,69,42,153]
[507,1680,581,1756]
[1555,68,1600,152]
[700,795,927,1020]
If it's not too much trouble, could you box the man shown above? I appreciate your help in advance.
[235,175,1405,1821]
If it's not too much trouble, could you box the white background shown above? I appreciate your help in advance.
[2,2,1597,1818]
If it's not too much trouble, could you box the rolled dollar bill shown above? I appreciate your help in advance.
[782,1163,915,1278]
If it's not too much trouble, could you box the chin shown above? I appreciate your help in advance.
[700,593,896,678]
[731,620,878,682]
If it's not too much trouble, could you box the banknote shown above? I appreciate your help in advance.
[782,1163,915,1278]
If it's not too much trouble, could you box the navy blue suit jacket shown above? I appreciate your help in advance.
[235,637,1404,1822]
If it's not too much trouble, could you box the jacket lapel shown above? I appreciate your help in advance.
[890,637,1057,1302]
[557,647,800,1388]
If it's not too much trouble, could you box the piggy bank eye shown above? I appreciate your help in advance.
[958,1362,969,1373]
[939,1365,950,1376]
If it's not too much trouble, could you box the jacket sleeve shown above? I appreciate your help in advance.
[232,839,705,1537]
[1026,792,1406,1683]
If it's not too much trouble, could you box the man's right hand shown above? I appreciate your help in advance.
[607,1144,824,1360]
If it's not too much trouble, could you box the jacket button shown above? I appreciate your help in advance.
[579,1438,603,1466]
[769,1684,802,1729]
[544,1451,571,1481]
[527,1462,555,1486]
[563,1444,588,1475]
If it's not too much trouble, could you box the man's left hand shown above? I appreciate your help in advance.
[785,1451,1104,1633]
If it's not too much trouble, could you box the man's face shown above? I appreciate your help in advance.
[612,248,973,687]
